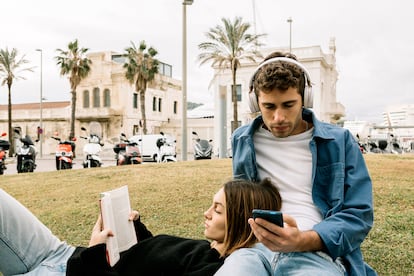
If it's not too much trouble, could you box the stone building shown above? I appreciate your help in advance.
[0,101,71,156]
[0,51,183,157]
[75,51,182,142]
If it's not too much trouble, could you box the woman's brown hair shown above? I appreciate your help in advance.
[220,178,281,257]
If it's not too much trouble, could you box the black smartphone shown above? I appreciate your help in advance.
[252,209,284,227]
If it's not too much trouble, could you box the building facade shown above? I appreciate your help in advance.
[75,51,182,141]
[0,51,183,157]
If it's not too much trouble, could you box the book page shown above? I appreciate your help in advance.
[100,185,137,266]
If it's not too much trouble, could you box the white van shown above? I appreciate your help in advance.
[129,134,176,162]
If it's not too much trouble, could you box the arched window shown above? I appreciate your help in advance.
[104,89,111,107]
[83,90,90,108]
[93,88,100,107]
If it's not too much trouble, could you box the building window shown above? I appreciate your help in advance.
[153,97,157,111]
[158,62,172,77]
[231,84,242,102]
[93,88,100,107]
[83,90,90,108]
[173,101,178,114]
[133,125,139,135]
[111,54,127,64]
[133,93,138,109]
[158,98,162,112]
[103,89,111,107]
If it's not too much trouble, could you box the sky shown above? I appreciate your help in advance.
[0,0,413,123]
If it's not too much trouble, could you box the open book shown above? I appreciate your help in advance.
[100,185,137,266]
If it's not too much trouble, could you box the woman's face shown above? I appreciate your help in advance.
[204,188,226,242]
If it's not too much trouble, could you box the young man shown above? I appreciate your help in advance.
[217,52,376,275]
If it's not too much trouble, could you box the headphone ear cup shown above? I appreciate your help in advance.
[303,86,313,108]
[248,90,260,113]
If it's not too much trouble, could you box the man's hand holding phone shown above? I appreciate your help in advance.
[250,211,324,253]
[252,209,284,227]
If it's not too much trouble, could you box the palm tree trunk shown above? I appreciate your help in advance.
[7,85,13,157]
[231,67,238,133]
[140,88,147,134]
[70,90,76,140]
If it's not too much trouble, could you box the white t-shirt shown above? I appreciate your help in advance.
[254,126,322,231]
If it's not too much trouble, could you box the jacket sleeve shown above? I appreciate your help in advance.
[312,129,374,260]
[133,217,153,241]
[67,244,119,276]
[231,128,258,182]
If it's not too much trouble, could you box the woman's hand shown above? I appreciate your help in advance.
[88,211,139,247]
[88,215,114,247]
[129,210,140,221]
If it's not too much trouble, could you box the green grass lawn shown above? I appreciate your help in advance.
[1,155,413,275]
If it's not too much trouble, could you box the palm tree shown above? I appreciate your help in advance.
[55,39,92,140]
[124,40,159,134]
[198,17,265,132]
[0,48,34,157]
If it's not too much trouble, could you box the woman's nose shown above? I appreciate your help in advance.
[204,209,211,219]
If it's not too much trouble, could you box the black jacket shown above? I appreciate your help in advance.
[67,220,224,276]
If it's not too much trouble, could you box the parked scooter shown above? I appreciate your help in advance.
[114,133,142,165]
[0,132,10,175]
[80,127,103,168]
[51,135,76,170]
[16,135,37,173]
[156,132,177,162]
[191,131,213,160]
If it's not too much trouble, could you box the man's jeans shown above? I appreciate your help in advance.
[215,243,346,276]
[0,189,75,276]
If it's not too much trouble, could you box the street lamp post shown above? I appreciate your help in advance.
[35,49,43,158]
[287,17,292,53]
[181,0,193,161]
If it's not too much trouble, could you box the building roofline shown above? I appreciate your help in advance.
[0,101,70,111]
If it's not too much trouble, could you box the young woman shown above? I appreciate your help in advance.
[0,178,281,276]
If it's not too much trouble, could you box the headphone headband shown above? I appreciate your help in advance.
[249,57,312,91]
[248,57,314,111]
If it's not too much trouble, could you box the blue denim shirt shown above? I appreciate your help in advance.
[231,109,376,276]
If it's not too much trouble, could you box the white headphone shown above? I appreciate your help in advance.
[248,57,313,113]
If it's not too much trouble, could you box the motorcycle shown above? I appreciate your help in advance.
[114,133,142,165]
[80,127,103,168]
[51,136,76,170]
[156,132,177,163]
[0,132,10,175]
[191,131,213,160]
[16,135,37,173]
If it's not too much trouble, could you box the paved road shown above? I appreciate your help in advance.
[2,156,116,175]
[2,154,197,175]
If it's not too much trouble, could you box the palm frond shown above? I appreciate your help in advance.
[197,16,266,132]
[0,48,34,84]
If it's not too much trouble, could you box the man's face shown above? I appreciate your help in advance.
[258,87,304,138]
